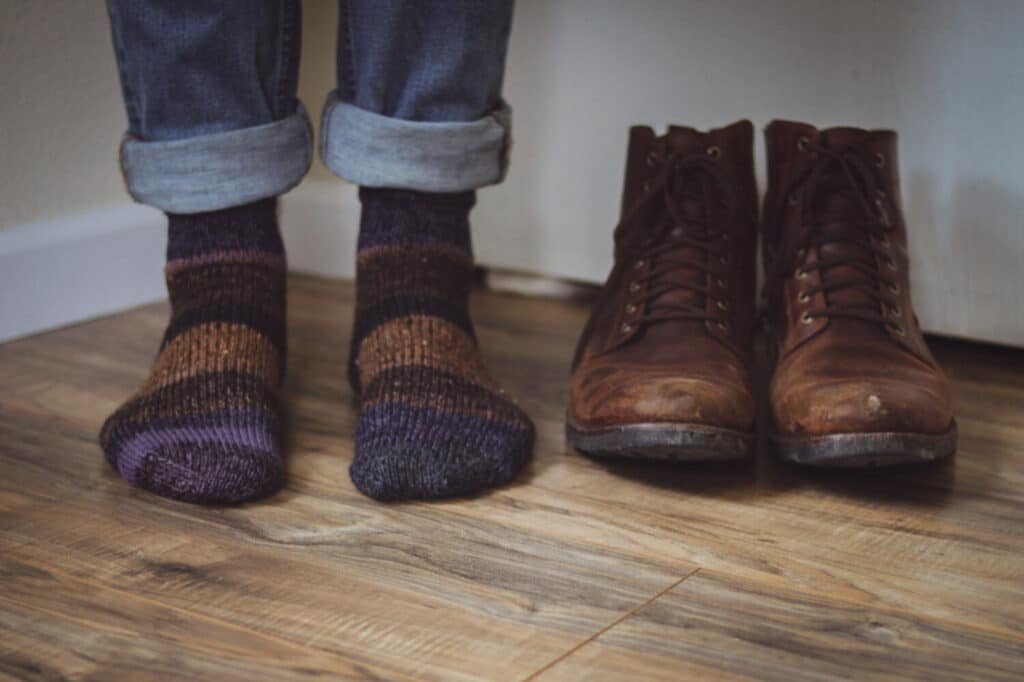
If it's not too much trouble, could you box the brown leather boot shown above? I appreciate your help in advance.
[761,121,956,466]
[567,122,758,460]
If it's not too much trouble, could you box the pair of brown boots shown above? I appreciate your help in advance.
[567,121,957,467]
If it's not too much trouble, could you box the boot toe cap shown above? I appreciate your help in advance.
[772,371,953,437]
[570,365,755,432]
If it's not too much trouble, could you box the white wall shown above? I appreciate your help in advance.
[476,0,1024,346]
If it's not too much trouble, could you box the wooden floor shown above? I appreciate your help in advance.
[1,275,1023,681]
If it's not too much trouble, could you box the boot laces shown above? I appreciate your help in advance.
[614,152,736,330]
[772,140,901,328]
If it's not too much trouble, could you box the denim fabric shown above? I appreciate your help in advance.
[335,0,512,122]
[106,0,302,141]
[320,95,511,192]
[106,0,515,212]
[120,105,313,214]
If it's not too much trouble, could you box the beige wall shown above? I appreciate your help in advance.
[298,0,339,184]
[0,0,338,231]
[1,1,125,229]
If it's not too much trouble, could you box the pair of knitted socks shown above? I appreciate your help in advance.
[100,189,533,503]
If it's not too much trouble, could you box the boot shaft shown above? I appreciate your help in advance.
[619,122,758,241]
[760,120,935,365]
[612,121,758,351]
[762,121,906,253]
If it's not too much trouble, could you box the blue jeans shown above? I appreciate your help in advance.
[106,0,515,213]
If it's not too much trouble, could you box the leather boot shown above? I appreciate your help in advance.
[567,122,758,460]
[761,121,956,466]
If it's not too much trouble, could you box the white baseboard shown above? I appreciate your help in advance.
[484,268,590,300]
[0,181,359,343]
[0,203,167,343]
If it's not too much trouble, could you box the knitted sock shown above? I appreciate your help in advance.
[349,188,534,501]
[100,199,287,504]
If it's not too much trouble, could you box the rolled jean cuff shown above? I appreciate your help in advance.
[119,103,313,214]
[319,91,512,192]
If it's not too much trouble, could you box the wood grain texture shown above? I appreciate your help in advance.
[533,569,1024,682]
[1,274,1022,681]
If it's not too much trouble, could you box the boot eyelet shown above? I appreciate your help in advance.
[629,281,642,293]
[800,311,814,325]
[671,226,684,238]
[716,278,727,289]
[620,323,634,334]
[890,325,906,338]
[645,151,660,167]
[878,235,891,248]
[797,137,810,152]
[796,248,806,261]
[888,282,901,295]
[625,303,638,314]
[876,189,887,200]
[717,320,730,332]
[720,255,731,265]
[890,304,902,319]
[788,193,801,206]
[874,152,886,168]
[795,268,808,280]
[885,257,898,271]
[798,291,810,303]
[716,300,729,311]
[634,258,646,269]
[875,199,892,227]
[706,145,721,160]
[643,181,652,192]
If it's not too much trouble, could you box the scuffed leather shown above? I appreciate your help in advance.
[771,334,953,435]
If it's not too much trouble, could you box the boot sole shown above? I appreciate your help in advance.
[773,420,958,467]
[566,420,754,461]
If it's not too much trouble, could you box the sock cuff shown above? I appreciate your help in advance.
[167,198,283,261]
[358,187,476,211]
[357,189,474,253]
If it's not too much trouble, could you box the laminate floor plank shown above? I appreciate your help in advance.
[1,275,1022,680]
[533,568,1024,682]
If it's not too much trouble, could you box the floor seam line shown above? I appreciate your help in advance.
[521,567,701,681]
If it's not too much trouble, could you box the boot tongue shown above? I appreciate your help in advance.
[667,124,699,140]
[821,127,870,148]
[637,128,720,337]
[812,172,880,325]
[646,178,712,324]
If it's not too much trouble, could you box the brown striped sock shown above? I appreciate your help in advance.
[349,188,534,501]
[100,199,286,504]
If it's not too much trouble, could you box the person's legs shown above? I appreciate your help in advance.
[322,0,533,501]
[101,0,310,503]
